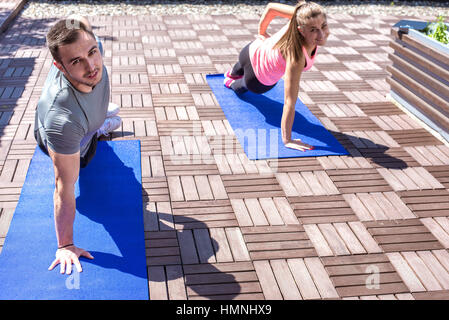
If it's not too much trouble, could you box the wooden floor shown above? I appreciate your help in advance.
[1,7,449,300]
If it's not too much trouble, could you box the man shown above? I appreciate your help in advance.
[34,15,121,274]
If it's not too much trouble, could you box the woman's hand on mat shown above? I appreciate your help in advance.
[284,139,314,152]
[48,245,94,274]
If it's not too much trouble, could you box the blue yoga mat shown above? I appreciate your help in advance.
[0,141,148,300]
[207,74,348,160]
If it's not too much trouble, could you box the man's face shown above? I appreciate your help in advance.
[54,31,103,93]
[298,14,330,48]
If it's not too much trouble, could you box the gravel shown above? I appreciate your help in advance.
[20,0,449,19]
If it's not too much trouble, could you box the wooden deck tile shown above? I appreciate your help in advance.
[359,147,420,168]
[321,253,409,297]
[386,129,444,147]
[344,130,400,148]
[306,91,353,104]
[172,200,238,229]
[305,222,382,256]
[405,146,449,166]
[356,102,404,116]
[229,197,299,227]
[387,250,449,293]
[146,230,181,266]
[331,117,382,132]
[399,190,449,218]
[163,154,219,176]
[276,171,339,197]
[289,194,358,224]
[364,219,445,252]
[167,175,227,202]
[140,137,162,157]
[184,262,263,300]
[222,174,284,199]
[160,135,211,156]
[207,136,244,156]
[378,167,445,191]
[318,102,366,117]
[142,176,170,202]
[212,153,270,175]
[344,192,415,221]
[241,225,317,260]
[327,168,393,193]
[370,114,422,131]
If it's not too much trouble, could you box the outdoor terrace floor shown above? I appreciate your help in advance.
[0,1,449,300]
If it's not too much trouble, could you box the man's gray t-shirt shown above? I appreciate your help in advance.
[35,52,109,157]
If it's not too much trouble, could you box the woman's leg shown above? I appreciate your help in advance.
[228,42,275,94]
[230,61,244,78]
[228,42,250,78]
[229,78,248,94]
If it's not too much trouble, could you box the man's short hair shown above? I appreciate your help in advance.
[46,18,95,64]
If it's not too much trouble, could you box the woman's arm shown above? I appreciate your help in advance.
[258,2,296,37]
[281,55,314,151]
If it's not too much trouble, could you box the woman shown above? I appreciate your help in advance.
[224,1,330,151]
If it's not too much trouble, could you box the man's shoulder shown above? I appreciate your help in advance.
[52,85,77,106]
[39,70,75,103]
[42,86,84,127]
[41,81,79,114]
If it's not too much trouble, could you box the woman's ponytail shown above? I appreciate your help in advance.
[274,1,325,63]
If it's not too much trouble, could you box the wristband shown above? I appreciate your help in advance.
[58,243,74,249]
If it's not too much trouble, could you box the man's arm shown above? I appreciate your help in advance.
[47,148,93,274]
[258,2,296,37]
[50,149,79,248]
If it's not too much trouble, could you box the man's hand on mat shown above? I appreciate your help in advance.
[284,139,314,152]
[48,245,94,274]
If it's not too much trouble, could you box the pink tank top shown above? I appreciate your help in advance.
[249,24,317,86]
[302,45,317,72]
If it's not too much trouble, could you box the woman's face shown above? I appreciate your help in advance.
[298,14,330,47]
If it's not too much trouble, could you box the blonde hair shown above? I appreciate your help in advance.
[274,1,326,63]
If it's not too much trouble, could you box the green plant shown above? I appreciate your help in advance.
[423,16,449,45]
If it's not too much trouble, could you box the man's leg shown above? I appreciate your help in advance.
[107,102,120,118]
[96,103,122,137]
[34,127,49,156]
[80,135,98,168]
